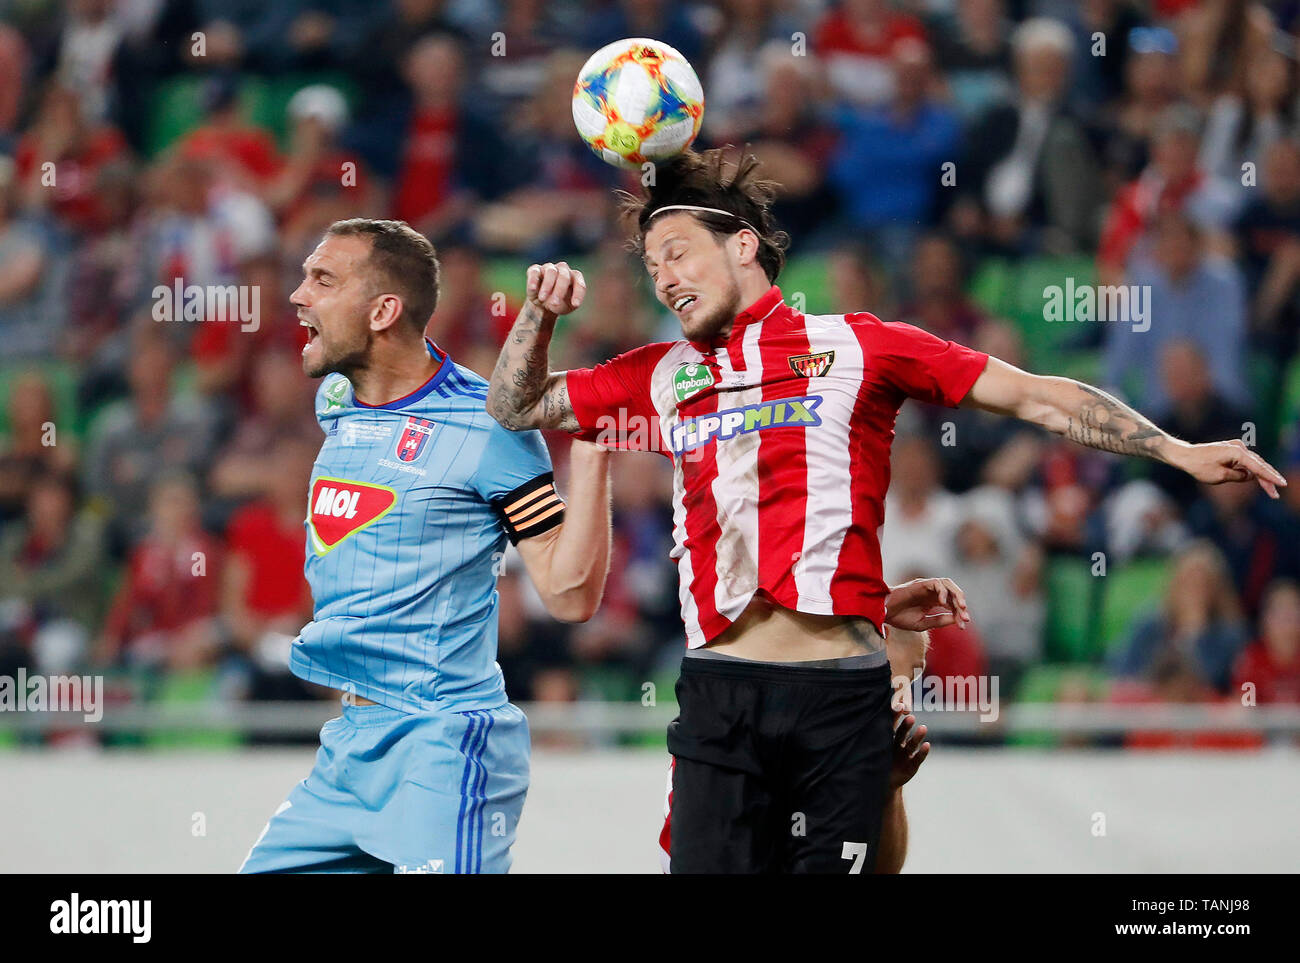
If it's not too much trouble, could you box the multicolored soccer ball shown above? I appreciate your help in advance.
[571,38,705,171]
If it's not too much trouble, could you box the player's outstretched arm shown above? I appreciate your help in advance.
[514,438,612,623]
[962,357,1288,498]
[487,262,585,433]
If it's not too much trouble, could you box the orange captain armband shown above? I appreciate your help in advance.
[491,472,566,544]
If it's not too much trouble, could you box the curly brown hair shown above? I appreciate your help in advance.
[619,148,789,282]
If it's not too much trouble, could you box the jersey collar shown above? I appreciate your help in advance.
[688,284,786,354]
[354,339,451,410]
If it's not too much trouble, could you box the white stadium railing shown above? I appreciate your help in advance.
[3,701,1300,739]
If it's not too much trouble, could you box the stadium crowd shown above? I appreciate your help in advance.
[1,0,1300,746]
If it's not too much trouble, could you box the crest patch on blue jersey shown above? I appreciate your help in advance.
[395,416,436,463]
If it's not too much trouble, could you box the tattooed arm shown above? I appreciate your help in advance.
[487,262,584,432]
[962,358,1286,497]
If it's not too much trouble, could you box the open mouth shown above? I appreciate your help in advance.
[300,317,319,349]
[673,295,698,314]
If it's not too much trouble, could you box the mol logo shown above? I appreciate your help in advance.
[307,477,396,555]
[669,395,823,454]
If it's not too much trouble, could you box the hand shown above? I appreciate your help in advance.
[885,577,971,632]
[890,709,930,790]
[526,261,587,321]
[886,628,926,713]
[1169,439,1287,499]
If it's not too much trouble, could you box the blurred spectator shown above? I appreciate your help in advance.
[129,155,276,322]
[814,0,927,108]
[345,0,472,115]
[0,24,28,152]
[0,156,70,360]
[1199,44,1296,187]
[391,34,515,237]
[0,371,78,523]
[1186,478,1300,618]
[933,319,1038,493]
[1102,478,1189,564]
[93,471,223,671]
[477,0,574,111]
[1098,104,1240,282]
[36,0,124,123]
[951,17,1101,256]
[472,49,614,257]
[946,486,1044,689]
[177,74,281,192]
[83,333,219,552]
[929,0,1013,121]
[0,470,108,659]
[1146,340,1250,509]
[899,231,986,342]
[267,83,383,258]
[425,236,515,374]
[881,435,960,584]
[827,37,960,266]
[1094,25,1182,191]
[584,0,704,67]
[1237,137,1300,353]
[218,441,314,695]
[209,349,320,501]
[14,82,130,234]
[1231,579,1300,703]
[701,0,803,143]
[1179,0,1275,102]
[562,241,659,368]
[826,239,895,319]
[1111,539,1250,693]
[1051,0,1148,114]
[722,42,837,247]
[1106,211,1248,411]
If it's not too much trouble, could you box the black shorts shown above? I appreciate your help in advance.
[665,653,894,874]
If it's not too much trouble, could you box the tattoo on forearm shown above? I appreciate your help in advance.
[1064,384,1167,458]
[487,302,577,431]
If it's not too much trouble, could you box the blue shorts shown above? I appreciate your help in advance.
[240,701,530,874]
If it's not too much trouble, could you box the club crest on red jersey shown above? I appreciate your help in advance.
[395,416,436,463]
[308,477,397,555]
[788,351,835,379]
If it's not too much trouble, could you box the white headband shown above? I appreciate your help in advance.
[648,204,758,235]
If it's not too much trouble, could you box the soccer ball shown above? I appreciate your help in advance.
[572,38,704,171]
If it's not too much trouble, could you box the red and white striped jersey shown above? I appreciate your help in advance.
[565,285,989,648]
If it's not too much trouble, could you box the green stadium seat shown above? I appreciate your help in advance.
[1043,556,1100,663]
[778,254,832,315]
[147,73,359,158]
[1009,663,1109,747]
[0,360,81,441]
[144,667,242,749]
[1099,557,1174,655]
[577,665,636,702]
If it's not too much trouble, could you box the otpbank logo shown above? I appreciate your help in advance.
[307,477,397,555]
[668,395,823,454]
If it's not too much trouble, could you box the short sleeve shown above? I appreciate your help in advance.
[564,342,673,449]
[472,422,563,543]
[858,316,989,408]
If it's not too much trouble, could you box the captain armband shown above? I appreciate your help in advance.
[492,472,566,544]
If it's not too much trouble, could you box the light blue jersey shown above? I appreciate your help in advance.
[244,341,556,874]
[288,341,555,713]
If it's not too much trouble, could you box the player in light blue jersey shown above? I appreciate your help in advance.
[241,218,609,874]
